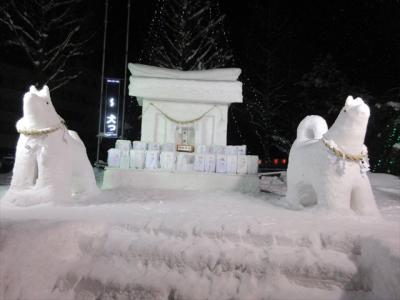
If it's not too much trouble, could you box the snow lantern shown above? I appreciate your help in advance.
[128,63,242,148]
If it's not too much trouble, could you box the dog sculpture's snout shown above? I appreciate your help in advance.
[357,103,370,117]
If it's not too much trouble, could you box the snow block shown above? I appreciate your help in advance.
[237,155,248,174]
[119,150,130,169]
[160,151,176,170]
[226,155,238,174]
[226,145,238,155]
[161,143,175,152]
[177,153,195,172]
[147,142,160,151]
[145,150,160,170]
[132,141,147,150]
[196,144,208,154]
[102,168,259,193]
[237,145,247,155]
[204,154,216,173]
[194,154,206,172]
[216,154,227,173]
[246,155,259,174]
[107,149,121,168]
[130,150,145,169]
[115,140,131,151]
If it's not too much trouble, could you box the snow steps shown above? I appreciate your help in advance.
[51,223,385,299]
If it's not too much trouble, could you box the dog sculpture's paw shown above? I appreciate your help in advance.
[331,208,355,217]
[2,190,50,207]
[284,198,304,211]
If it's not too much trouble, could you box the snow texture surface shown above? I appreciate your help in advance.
[128,63,241,81]
[0,170,399,300]
[129,76,243,104]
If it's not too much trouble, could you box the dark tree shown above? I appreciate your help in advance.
[140,0,234,70]
[232,0,295,159]
[0,0,91,90]
[126,0,236,141]
[370,88,400,175]
[295,54,373,125]
[296,54,349,120]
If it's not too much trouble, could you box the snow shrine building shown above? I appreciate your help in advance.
[102,63,259,193]
[127,63,242,147]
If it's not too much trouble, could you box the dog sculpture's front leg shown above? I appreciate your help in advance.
[68,130,99,197]
[315,174,353,215]
[35,133,72,202]
[9,135,37,190]
[286,180,304,210]
[351,176,380,217]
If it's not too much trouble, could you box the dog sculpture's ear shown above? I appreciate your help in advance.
[29,85,37,93]
[354,97,364,105]
[42,85,50,97]
[345,95,354,106]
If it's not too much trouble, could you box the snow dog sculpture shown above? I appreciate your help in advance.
[286,96,379,216]
[2,85,99,205]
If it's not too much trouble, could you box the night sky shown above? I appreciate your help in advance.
[1,0,398,96]
[0,0,399,162]
[94,0,399,95]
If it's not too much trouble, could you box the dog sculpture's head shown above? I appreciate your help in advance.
[335,96,370,130]
[20,85,62,129]
[325,96,370,153]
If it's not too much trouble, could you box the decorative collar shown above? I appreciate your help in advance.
[17,119,66,136]
[322,137,367,162]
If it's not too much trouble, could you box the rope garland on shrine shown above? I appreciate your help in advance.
[17,119,66,136]
[322,138,367,162]
[149,103,217,124]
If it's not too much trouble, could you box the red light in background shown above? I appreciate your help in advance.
[281,158,287,165]
[273,158,279,165]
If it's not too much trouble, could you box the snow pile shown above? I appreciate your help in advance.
[0,173,399,300]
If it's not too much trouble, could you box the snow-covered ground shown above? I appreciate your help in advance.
[0,170,399,300]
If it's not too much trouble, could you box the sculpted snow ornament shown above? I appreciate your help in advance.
[286,96,380,216]
[2,85,99,205]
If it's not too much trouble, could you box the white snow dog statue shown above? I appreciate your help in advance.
[286,96,379,216]
[2,85,99,205]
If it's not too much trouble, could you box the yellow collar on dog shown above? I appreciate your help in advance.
[17,119,66,136]
[322,138,367,162]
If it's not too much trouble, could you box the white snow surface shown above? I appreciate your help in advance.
[129,76,243,104]
[128,63,241,81]
[128,63,243,104]
[0,171,399,300]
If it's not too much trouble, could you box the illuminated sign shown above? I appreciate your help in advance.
[103,79,120,137]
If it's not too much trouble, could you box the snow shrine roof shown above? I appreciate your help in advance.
[128,63,243,105]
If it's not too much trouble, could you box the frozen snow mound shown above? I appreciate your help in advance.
[1,172,400,300]
[1,217,399,300]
